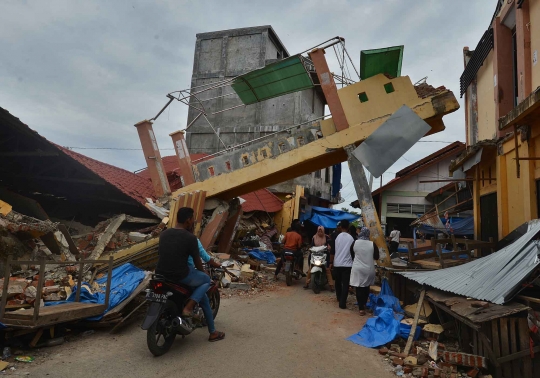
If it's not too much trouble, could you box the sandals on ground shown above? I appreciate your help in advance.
[209,331,225,342]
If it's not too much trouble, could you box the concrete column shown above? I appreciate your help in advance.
[516,0,532,102]
[308,48,349,131]
[134,120,171,198]
[345,145,390,267]
[493,17,514,139]
[169,130,196,187]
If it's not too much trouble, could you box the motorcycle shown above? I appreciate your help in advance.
[141,265,222,356]
[309,245,328,294]
[283,250,302,286]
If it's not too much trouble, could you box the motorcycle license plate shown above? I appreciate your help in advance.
[284,262,291,272]
[145,291,168,303]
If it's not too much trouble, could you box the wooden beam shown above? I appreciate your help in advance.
[404,289,426,356]
[497,345,540,365]
[86,214,126,264]
[124,216,160,224]
[419,179,476,183]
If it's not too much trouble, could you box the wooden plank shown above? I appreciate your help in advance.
[509,318,519,375]
[103,256,113,313]
[436,244,446,268]
[472,330,478,355]
[492,319,501,359]
[33,258,45,323]
[426,297,480,330]
[499,318,511,378]
[0,254,12,320]
[87,214,126,264]
[497,345,540,365]
[29,328,43,348]
[75,260,84,302]
[404,289,426,356]
[518,318,532,378]
[125,216,159,224]
[4,302,103,319]
[110,299,146,334]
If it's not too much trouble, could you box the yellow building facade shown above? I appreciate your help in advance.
[452,0,540,241]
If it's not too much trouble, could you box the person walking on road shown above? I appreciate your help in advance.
[350,227,379,316]
[333,220,355,309]
[388,225,401,254]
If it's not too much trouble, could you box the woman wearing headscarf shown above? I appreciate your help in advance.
[350,227,379,315]
[304,226,335,291]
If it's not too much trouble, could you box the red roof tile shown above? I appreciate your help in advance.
[240,189,283,213]
[136,154,209,181]
[57,146,156,206]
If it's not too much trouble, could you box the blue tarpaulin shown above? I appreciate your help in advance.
[417,217,474,236]
[247,249,276,264]
[45,263,147,321]
[347,278,419,348]
[301,205,360,229]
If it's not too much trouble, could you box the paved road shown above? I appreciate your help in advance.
[19,284,394,378]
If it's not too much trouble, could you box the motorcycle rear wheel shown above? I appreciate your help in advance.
[285,270,292,286]
[147,300,178,357]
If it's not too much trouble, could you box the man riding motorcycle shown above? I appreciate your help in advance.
[274,222,305,281]
[155,206,225,342]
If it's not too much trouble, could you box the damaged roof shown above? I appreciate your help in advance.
[240,189,284,213]
[398,220,540,304]
[0,107,155,222]
[58,146,155,206]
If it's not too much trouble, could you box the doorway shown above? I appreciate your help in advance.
[480,193,498,242]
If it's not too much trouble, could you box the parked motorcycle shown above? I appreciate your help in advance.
[141,265,222,356]
[309,245,328,294]
[283,250,302,286]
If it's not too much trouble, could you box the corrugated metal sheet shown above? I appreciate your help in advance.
[398,220,540,304]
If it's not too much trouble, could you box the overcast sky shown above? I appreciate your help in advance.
[0,1,496,208]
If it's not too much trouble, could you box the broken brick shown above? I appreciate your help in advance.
[392,357,404,366]
[7,299,25,306]
[467,368,479,377]
[404,366,413,374]
[378,347,389,355]
[433,369,441,377]
[44,279,55,287]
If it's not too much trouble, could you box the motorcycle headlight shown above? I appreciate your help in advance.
[315,260,321,266]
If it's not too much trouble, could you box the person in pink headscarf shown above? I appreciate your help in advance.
[304,226,335,291]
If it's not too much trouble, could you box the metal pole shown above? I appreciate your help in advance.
[369,173,374,192]
[345,145,391,267]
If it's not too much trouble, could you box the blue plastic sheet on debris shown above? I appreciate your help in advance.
[247,249,276,264]
[45,263,146,321]
[347,278,419,348]
[301,205,360,229]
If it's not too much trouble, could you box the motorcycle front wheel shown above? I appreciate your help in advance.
[147,300,177,357]
[312,271,321,294]
[208,290,220,319]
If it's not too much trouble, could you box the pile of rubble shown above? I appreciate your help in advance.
[380,340,489,378]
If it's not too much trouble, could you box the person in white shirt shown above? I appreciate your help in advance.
[350,227,379,316]
[388,225,401,254]
[332,220,355,309]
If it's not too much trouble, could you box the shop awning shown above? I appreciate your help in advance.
[231,55,315,105]
[360,45,404,80]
